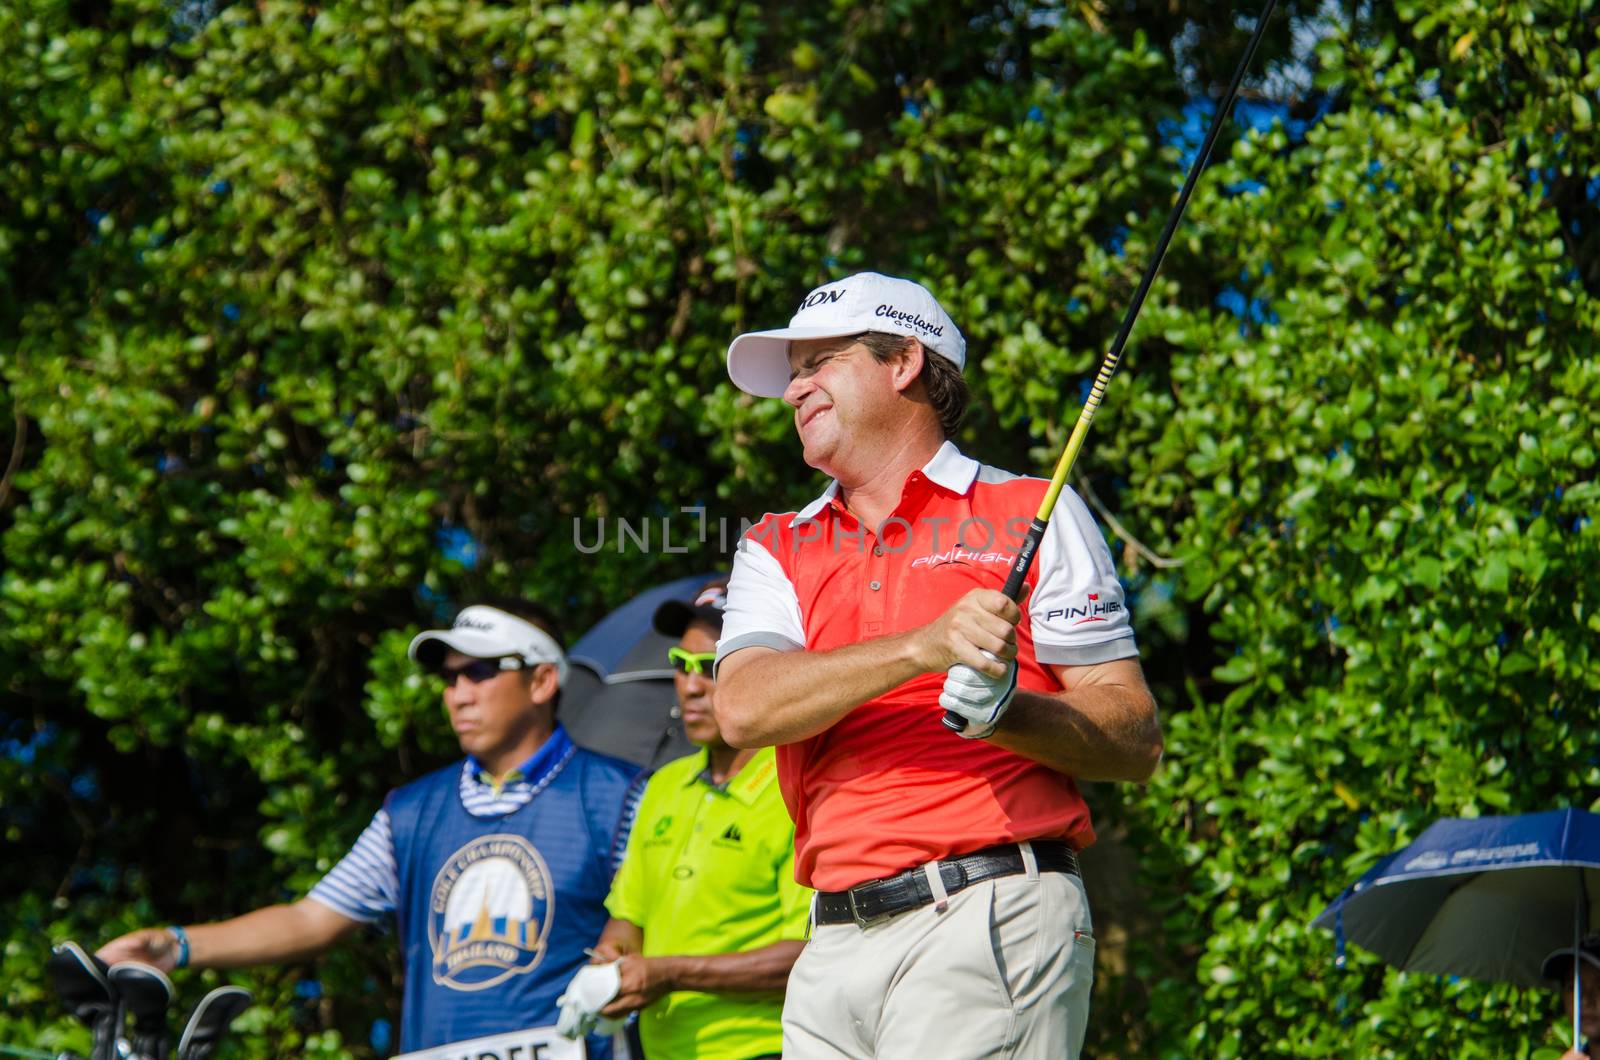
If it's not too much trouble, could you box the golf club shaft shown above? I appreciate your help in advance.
[944,0,1280,731]
[1575,883,1583,1051]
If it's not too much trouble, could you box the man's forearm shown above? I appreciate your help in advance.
[188,900,358,968]
[715,636,929,748]
[989,683,1163,782]
[653,941,806,995]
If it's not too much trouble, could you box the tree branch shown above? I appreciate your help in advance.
[0,409,26,509]
[1074,473,1184,570]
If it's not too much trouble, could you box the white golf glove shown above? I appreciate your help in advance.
[939,657,1018,739]
[556,961,626,1040]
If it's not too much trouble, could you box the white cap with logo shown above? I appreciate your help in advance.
[408,605,570,685]
[726,271,967,398]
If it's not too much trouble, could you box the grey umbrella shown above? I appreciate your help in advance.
[560,574,716,769]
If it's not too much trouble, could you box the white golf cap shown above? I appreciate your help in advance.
[407,605,569,685]
[726,271,967,398]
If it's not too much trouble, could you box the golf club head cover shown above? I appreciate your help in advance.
[938,659,1018,739]
[555,960,623,1040]
[46,942,123,1060]
[108,961,175,1060]
[176,985,252,1060]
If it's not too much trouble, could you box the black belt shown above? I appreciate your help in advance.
[814,841,1080,928]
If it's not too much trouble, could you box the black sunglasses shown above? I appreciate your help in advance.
[438,658,523,685]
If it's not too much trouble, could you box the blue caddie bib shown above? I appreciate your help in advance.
[387,727,640,1055]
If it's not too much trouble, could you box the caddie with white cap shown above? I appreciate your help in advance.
[714,271,1164,1058]
[408,599,571,698]
[98,596,645,1060]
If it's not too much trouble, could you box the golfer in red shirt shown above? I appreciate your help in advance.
[713,272,1163,1058]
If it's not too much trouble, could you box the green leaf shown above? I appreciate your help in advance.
[1476,555,1512,593]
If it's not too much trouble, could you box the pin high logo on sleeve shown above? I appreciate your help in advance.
[428,834,555,991]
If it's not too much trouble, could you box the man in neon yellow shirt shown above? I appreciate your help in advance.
[591,579,809,1059]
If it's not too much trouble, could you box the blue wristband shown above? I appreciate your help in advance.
[167,925,190,968]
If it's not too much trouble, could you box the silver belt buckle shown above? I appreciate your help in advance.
[847,887,881,929]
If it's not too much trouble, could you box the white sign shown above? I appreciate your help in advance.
[395,1024,585,1060]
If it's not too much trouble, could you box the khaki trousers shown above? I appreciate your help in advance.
[782,862,1095,1059]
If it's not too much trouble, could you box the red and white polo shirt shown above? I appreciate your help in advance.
[717,441,1138,892]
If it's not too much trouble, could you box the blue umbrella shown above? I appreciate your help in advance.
[1314,808,1600,1049]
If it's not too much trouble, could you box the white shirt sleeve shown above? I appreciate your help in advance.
[1027,485,1139,666]
[715,533,806,672]
[305,808,399,925]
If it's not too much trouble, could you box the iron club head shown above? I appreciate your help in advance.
[46,942,125,1060]
[175,985,253,1060]
[108,961,176,1060]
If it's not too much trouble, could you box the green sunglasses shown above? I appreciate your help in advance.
[668,647,716,676]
